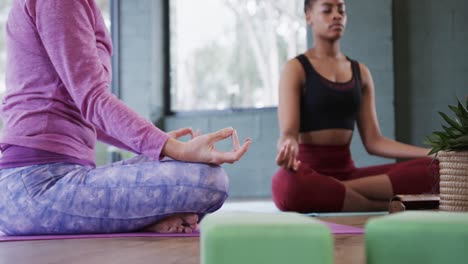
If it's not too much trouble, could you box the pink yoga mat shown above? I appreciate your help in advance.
[0,222,363,242]
[326,222,364,234]
[0,231,200,242]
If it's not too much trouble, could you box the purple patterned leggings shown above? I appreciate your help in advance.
[0,156,228,235]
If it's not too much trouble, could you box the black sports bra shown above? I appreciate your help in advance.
[296,54,362,133]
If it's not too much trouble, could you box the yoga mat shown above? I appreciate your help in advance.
[307,211,388,217]
[325,222,364,234]
[0,231,200,242]
[220,201,387,217]
[0,222,362,242]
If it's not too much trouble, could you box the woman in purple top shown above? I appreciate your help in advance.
[0,0,251,235]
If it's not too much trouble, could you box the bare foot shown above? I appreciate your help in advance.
[144,213,198,233]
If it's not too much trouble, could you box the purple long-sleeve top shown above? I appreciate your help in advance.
[0,0,170,167]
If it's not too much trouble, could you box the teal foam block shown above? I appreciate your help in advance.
[366,211,468,264]
[200,212,333,264]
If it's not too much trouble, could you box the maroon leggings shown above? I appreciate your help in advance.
[271,144,439,213]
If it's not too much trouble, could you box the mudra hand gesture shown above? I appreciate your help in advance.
[275,136,301,171]
[164,127,252,165]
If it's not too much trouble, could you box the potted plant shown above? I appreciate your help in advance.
[425,97,468,211]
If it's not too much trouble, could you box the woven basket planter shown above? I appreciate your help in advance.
[438,151,468,212]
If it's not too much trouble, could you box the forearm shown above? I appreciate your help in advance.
[366,136,431,159]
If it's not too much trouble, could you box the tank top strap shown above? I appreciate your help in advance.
[296,54,316,78]
[348,57,362,88]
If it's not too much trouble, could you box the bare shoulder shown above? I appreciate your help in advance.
[283,57,304,74]
[281,57,306,84]
[357,62,374,88]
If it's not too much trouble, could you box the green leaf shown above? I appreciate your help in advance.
[428,146,442,155]
[460,119,468,128]
[426,99,468,152]
[457,99,468,116]
[425,135,439,145]
[449,105,462,116]
[452,135,468,145]
[449,105,466,124]
[455,99,468,126]
[439,112,466,133]
[449,144,468,150]
[434,132,452,146]
[424,135,443,149]
[442,125,460,137]
[423,140,434,147]
[433,131,449,138]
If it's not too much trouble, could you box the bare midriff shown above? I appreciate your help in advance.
[299,129,353,145]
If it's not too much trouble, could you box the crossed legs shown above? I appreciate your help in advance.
[272,158,439,212]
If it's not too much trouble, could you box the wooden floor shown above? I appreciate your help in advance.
[0,216,373,264]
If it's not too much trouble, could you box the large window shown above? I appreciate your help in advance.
[170,0,307,111]
[0,0,111,99]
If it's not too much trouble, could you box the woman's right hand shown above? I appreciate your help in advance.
[276,136,301,171]
[162,127,252,165]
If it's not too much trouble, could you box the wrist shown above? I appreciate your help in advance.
[280,133,297,140]
[279,134,297,144]
[277,135,298,150]
[162,138,186,161]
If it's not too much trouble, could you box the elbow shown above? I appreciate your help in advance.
[79,84,109,121]
[365,146,378,156]
[363,134,389,156]
[363,142,375,155]
[362,136,380,155]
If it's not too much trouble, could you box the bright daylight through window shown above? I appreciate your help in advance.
[170,0,307,111]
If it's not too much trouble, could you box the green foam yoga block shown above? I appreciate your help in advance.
[200,212,333,264]
[366,211,468,264]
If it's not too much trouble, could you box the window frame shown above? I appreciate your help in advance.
[163,0,309,116]
[110,0,121,98]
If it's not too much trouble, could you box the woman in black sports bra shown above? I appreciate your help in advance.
[271,0,439,212]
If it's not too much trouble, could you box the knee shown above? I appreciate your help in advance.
[199,164,229,195]
[196,164,229,212]
[272,168,345,213]
[388,157,440,194]
[272,169,296,211]
[272,168,313,213]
